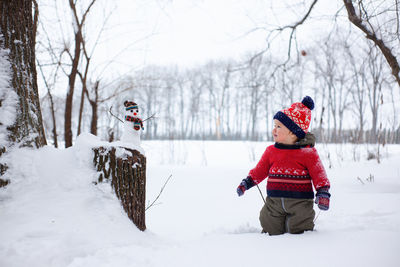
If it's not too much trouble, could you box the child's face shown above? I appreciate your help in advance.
[272,119,297,144]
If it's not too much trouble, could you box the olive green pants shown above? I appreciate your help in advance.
[259,197,315,235]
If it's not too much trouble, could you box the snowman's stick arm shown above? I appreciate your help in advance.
[109,106,124,123]
[142,113,156,122]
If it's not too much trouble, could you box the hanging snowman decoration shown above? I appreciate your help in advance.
[121,100,144,145]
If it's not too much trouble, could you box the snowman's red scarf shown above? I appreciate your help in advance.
[125,115,144,130]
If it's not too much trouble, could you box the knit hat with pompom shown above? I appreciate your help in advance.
[273,96,314,139]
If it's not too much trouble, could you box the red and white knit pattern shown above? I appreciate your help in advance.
[283,102,311,133]
[269,167,308,176]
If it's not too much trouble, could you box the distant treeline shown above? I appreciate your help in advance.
[41,30,400,146]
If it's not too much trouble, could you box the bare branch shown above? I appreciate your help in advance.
[146,174,173,211]
[276,0,319,60]
[109,106,124,123]
[343,0,400,87]
[36,59,58,148]
[277,0,319,32]
[81,0,98,26]
[142,113,157,122]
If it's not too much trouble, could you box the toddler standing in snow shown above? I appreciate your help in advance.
[236,96,330,235]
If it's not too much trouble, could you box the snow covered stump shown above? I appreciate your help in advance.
[93,146,146,231]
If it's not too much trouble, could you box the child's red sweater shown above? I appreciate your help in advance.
[249,143,330,199]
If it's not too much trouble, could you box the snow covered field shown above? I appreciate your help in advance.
[1,134,400,267]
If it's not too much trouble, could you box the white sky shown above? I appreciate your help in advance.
[93,0,266,74]
[90,0,344,75]
[36,0,346,84]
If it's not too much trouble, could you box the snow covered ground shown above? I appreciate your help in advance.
[1,134,400,267]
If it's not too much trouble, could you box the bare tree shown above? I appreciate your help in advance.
[205,61,233,140]
[63,0,97,148]
[37,60,58,147]
[36,5,72,148]
[240,56,271,140]
[183,69,206,139]
[343,0,400,88]
[37,0,118,147]
[75,4,113,137]
[258,0,399,88]
[364,46,386,142]
[85,79,135,137]
[125,66,166,140]
[346,44,367,143]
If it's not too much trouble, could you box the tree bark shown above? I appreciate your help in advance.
[0,0,47,185]
[93,146,146,231]
[89,81,99,136]
[0,0,46,147]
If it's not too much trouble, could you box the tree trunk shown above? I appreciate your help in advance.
[93,146,146,231]
[49,92,59,148]
[64,29,82,148]
[63,0,97,147]
[77,84,86,136]
[0,0,47,185]
[84,81,99,136]
[90,101,97,136]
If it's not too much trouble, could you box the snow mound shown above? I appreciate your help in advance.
[0,134,149,267]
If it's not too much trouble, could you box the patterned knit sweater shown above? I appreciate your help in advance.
[249,143,330,199]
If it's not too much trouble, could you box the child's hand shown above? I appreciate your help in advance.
[237,184,246,196]
[315,187,330,210]
[236,176,256,197]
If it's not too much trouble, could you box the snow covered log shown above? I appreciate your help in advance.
[93,146,146,231]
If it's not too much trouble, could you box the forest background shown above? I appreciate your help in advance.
[35,0,400,147]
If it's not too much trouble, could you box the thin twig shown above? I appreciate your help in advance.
[142,113,156,122]
[146,174,173,211]
[256,184,266,205]
[109,106,123,123]
[275,0,319,62]
[357,176,365,185]
[313,210,321,223]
